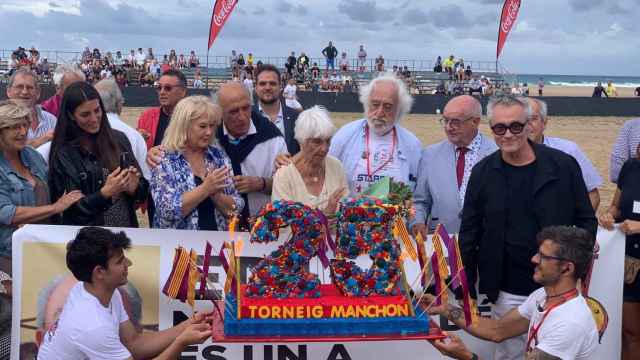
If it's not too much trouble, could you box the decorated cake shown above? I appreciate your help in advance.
[223,195,432,339]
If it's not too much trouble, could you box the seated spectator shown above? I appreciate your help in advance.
[189,50,199,68]
[434,56,443,73]
[0,100,83,258]
[311,63,320,80]
[192,69,204,88]
[443,55,455,76]
[339,52,349,72]
[435,80,446,95]
[283,78,302,110]
[635,86,640,97]
[243,73,254,92]
[150,96,243,230]
[104,52,114,67]
[464,65,472,80]
[146,48,155,62]
[114,51,124,67]
[29,47,40,66]
[521,83,530,96]
[343,80,353,93]
[245,63,254,79]
[148,60,160,79]
[297,52,310,74]
[178,54,187,69]
[91,48,101,60]
[81,47,92,63]
[285,52,296,76]
[247,52,254,66]
[375,55,384,72]
[115,70,128,88]
[272,106,347,215]
[127,49,136,67]
[48,82,148,227]
[168,49,178,68]
[37,58,51,77]
[468,76,483,95]
[456,64,465,81]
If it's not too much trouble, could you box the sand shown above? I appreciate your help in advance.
[532,85,638,97]
[120,107,637,226]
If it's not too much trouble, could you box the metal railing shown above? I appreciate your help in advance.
[1,49,500,73]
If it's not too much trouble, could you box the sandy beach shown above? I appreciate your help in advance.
[532,85,638,97]
[121,107,636,224]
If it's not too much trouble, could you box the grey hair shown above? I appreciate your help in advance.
[8,68,39,89]
[486,94,532,123]
[210,80,254,106]
[294,105,336,143]
[52,64,86,88]
[528,98,548,119]
[95,79,124,114]
[359,72,413,122]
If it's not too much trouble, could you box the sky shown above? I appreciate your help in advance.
[1,0,639,76]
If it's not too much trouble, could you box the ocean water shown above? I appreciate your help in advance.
[506,74,640,88]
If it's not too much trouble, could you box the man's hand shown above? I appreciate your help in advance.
[176,322,212,347]
[597,211,615,230]
[275,153,292,169]
[233,175,262,194]
[620,220,640,235]
[412,223,427,241]
[430,333,475,360]
[146,145,165,169]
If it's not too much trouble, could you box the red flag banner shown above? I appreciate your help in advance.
[496,0,521,59]
[208,0,238,49]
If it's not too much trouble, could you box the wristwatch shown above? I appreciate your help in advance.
[470,353,479,360]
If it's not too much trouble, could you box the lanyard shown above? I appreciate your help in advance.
[364,125,397,177]
[526,288,579,351]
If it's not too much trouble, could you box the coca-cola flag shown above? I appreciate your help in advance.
[208,0,238,49]
[496,0,521,59]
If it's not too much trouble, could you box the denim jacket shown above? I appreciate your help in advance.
[150,145,244,230]
[0,147,49,257]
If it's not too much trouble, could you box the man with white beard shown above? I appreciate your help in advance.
[329,73,422,194]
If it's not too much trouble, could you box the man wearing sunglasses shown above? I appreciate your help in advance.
[412,95,497,238]
[427,226,599,360]
[526,98,602,210]
[137,70,188,223]
[459,94,597,360]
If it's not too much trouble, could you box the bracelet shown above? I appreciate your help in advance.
[260,177,266,192]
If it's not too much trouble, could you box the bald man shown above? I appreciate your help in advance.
[214,82,287,229]
[412,95,497,237]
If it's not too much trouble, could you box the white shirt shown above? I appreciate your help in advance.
[543,136,602,192]
[456,132,483,207]
[352,128,404,194]
[135,52,146,66]
[518,288,598,360]
[283,84,297,100]
[37,282,132,360]
[223,121,287,216]
[107,113,151,180]
[28,106,56,142]
[258,103,285,135]
[243,78,254,92]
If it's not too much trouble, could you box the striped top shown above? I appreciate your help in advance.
[610,118,640,183]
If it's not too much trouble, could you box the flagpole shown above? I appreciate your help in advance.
[206,48,210,90]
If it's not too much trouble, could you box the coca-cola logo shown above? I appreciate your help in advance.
[213,0,237,26]
[500,0,520,33]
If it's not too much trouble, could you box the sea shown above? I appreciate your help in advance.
[507,74,640,88]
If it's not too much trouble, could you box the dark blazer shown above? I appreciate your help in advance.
[253,101,300,155]
[459,141,597,303]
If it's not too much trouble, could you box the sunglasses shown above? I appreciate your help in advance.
[535,251,572,263]
[490,121,528,136]
[155,84,183,92]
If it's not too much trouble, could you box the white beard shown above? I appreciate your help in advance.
[367,118,395,136]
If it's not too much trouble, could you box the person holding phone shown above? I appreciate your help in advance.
[48,82,148,227]
[150,96,243,230]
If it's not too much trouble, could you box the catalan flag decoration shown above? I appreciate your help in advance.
[162,247,201,308]
[415,232,431,287]
[430,229,450,306]
[452,235,479,327]
[394,217,418,261]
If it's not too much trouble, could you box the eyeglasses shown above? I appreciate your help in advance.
[439,116,474,128]
[490,121,527,136]
[155,84,183,92]
[535,251,571,263]
[11,84,36,92]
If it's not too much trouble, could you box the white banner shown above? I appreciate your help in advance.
[11,225,623,359]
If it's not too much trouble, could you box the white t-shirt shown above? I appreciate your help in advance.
[283,84,297,100]
[518,288,599,360]
[37,282,132,360]
[243,78,254,92]
[351,129,403,194]
[135,52,146,66]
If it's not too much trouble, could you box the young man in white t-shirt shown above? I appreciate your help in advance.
[426,226,599,360]
[38,227,212,360]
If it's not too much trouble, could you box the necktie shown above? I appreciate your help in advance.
[456,147,469,189]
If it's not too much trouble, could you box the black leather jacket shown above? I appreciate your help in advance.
[48,130,148,227]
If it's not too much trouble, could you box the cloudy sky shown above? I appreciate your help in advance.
[1,0,639,76]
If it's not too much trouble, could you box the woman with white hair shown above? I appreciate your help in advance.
[151,96,244,230]
[272,106,347,215]
[0,100,83,258]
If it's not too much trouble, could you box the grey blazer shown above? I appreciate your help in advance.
[412,133,497,234]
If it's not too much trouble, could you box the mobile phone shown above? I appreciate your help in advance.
[119,152,129,169]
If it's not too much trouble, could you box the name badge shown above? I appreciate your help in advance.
[634,201,640,214]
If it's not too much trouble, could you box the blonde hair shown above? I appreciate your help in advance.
[0,100,31,130]
[162,96,221,151]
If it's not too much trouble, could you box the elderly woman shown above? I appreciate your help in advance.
[0,100,83,258]
[48,82,148,227]
[272,106,348,215]
[599,142,640,359]
[151,96,244,230]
